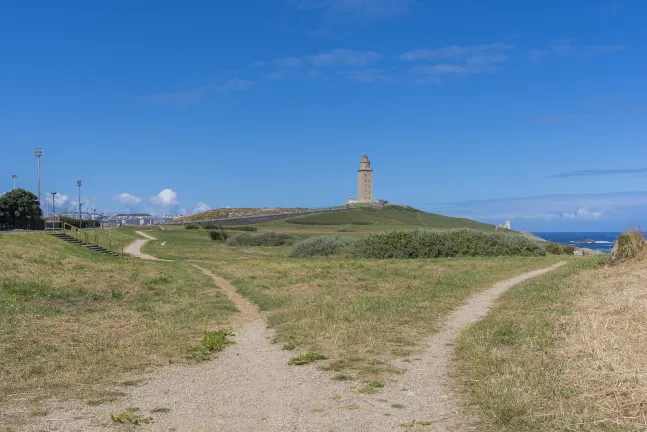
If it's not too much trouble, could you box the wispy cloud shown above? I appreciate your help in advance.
[399,43,512,82]
[307,49,382,66]
[114,193,141,206]
[273,57,303,67]
[340,69,393,82]
[528,40,626,60]
[423,191,647,229]
[399,43,513,61]
[548,168,647,178]
[145,79,252,106]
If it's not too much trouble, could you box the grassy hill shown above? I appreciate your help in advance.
[262,205,494,232]
[177,207,310,222]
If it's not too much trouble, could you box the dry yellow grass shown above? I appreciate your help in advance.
[557,260,647,429]
[0,233,236,405]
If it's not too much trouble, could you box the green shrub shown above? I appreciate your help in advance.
[184,224,199,230]
[209,230,228,241]
[614,228,646,260]
[202,222,222,230]
[225,225,258,232]
[290,235,357,257]
[226,232,298,247]
[544,242,566,255]
[349,229,546,259]
[562,245,576,255]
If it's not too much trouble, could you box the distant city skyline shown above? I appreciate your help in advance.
[2,1,646,231]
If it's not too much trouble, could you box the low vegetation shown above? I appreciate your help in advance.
[185,330,235,361]
[226,232,298,247]
[0,234,236,403]
[290,235,356,257]
[225,225,258,232]
[209,230,228,241]
[208,255,563,379]
[543,241,576,255]
[455,256,612,431]
[613,227,646,260]
[288,351,326,365]
[290,229,546,259]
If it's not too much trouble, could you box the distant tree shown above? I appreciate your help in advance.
[0,188,43,229]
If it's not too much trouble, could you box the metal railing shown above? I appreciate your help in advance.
[47,221,124,256]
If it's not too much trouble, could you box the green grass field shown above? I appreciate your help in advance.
[143,226,564,380]
[259,205,495,234]
[0,233,235,404]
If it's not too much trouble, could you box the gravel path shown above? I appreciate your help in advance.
[123,231,160,260]
[21,240,567,431]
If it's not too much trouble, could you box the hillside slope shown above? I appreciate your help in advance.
[268,205,494,231]
[177,207,310,222]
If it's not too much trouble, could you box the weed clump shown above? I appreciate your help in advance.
[290,235,357,257]
[184,224,199,230]
[613,228,647,260]
[110,408,152,425]
[288,351,327,365]
[226,232,298,247]
[185,330,235,361]
[209,230,228,242]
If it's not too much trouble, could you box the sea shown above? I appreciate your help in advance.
[531,232,621,253]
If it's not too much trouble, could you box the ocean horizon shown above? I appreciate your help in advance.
[531,232,620,253]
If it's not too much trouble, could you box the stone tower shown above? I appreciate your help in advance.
[358,153,373,201]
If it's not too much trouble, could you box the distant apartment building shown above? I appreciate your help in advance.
[106,213,158,226]
[57,211,103,221]
[163,214,184,223]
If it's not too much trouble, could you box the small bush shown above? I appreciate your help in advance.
[290,235,357,257]
[209,230,228,241]
[288,351,326,365]
[349,229,546,259]
[202,222,222,230]
[226,232,298,247]
[184,224,199,230]
[544,242,566,255]
[226,225,258,232]
[336,228,356,232]
[614,228,646,260]
[562,245,576,255]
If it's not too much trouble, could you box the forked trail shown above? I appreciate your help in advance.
[28,235,567,431]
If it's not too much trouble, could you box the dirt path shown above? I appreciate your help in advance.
[25,261,566,431]
[123,231,160,260]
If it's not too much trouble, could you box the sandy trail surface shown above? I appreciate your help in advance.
[18,241,566,431]
[122,231,160,260]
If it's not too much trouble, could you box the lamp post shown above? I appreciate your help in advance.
[35,148,42,207]
[77,180,82,225]
[11,174,16,189]
[50,192,57,225]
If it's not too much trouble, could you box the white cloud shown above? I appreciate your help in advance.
[114,193,141,206]
[150,189,179,207]
[274,57,303,68]
[562,208,603,220]
[307,49,382,67]
[195,201,211,213]
[50,193,69,205]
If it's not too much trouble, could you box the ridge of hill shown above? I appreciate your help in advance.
[176,207,311,222]
[266,205,495,231]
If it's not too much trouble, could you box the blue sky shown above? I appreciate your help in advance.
[1,0,646,231]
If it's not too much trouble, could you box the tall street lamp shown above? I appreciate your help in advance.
[51,192,57,220]
[77,180,82,224]
[35,148,42,207]
[11,174,16,189]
